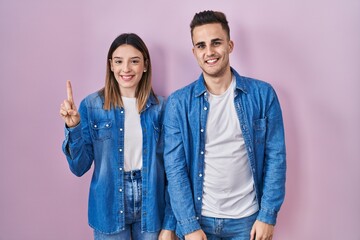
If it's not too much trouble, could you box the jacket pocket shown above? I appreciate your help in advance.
[253,118,266,144]
[90,120,112,141]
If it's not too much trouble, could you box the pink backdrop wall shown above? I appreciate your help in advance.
[0,1,359,239]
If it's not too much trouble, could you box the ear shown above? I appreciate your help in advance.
[228,40,234,53]
[109,59,114,72]
[192,47,195,56]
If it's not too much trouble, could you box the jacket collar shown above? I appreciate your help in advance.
[142,93,158,112]
[194,67,247,97]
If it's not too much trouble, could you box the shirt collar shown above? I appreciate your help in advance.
[194,67,247,97]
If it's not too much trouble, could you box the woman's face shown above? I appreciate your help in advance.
[110,44,147,97]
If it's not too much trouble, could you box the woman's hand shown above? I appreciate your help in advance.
[59,80,80,127]
[184,229,207,240]
[158,229,178,240]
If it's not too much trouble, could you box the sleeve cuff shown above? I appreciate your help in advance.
[256,208,278,225]
[177,217,201,236]
[162,214,177,231]
[65,123,82,142]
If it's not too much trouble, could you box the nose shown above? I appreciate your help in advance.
[122,62,130,72]
[205,46,215,56]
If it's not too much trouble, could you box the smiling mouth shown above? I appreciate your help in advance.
[205,58,219,64]
[121,75,134,81]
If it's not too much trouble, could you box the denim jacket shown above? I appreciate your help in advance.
[163,68,286,237]
[62,91,176,234]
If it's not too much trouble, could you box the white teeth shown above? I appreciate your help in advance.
[207,59,217,63]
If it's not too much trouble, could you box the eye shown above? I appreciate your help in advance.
[213,41,221,46]
[114,60,122,64]
[196,44,205,49]
[131,59,140,64]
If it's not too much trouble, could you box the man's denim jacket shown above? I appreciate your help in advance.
[163,68,286,237]
[62,92,176,234]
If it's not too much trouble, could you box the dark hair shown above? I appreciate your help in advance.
[190,10,230,41]
[100,33,157,112]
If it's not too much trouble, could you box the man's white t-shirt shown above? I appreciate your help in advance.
[202,76,259,218]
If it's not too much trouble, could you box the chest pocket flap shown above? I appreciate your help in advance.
[90,120,112,141]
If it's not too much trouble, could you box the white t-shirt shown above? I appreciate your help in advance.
[201,76,259,218]
[122,97,143,171]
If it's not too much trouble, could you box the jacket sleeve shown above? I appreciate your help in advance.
[157,97,177,230]
[163,95,201,236]
[256,86,286,225]
[162,182,177,230]
[61,99,94,177]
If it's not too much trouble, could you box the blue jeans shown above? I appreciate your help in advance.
[94,170,159,240]
[199,212,258,240]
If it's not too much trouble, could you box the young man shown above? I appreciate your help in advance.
[163,10,286,240]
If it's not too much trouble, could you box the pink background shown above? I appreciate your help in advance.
[0,1,359,239]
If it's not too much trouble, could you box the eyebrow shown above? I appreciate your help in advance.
[113,56,141,59]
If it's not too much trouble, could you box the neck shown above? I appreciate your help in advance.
[204,68,232,95]
[120,87,136,98]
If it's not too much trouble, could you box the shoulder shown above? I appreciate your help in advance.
[156,95,166,105]
[232,68,273,92]
[80,91,104,108]
[147,94,166,114]
[168,80,198,102]
[238,75,277,97]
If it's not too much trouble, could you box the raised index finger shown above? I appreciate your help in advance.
[66,80,74,102]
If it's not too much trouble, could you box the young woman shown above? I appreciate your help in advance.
[60,33,176,240]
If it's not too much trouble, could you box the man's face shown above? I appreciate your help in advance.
[192,23,233,80]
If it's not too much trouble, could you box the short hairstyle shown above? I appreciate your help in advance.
[190,10,230,42]
[100,33,157,112]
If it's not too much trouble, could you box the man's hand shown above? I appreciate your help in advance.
[184,229,207,240]
[250,220,274,240]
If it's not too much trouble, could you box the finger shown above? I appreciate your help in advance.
[250,227,255,240]
[60,108,68,117]
[66,80,74,102]
[60,103,68,116]
[67,109,78,116]
[63,99,72,111]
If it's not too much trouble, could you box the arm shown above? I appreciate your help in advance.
[256,87,286,225]
[60,81,93,177]
[157,98,177,232]
[163,95,201,236]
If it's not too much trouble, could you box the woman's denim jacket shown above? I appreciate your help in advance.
[163,68,286,237]
[62,92,176,234]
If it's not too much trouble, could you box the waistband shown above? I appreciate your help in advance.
[124,169,142,180]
